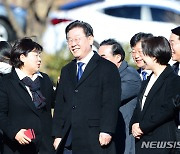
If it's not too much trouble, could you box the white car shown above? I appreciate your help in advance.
[42,0,180,54]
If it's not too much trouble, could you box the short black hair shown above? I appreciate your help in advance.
[100,38,125,62]
[171,26,180,40]
[141,36,171,65]
[130,32,153,48]
[65,20,94,38]
[10,37,43,68]
[0,41,12,64]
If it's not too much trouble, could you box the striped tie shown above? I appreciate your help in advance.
[142,71,147,80]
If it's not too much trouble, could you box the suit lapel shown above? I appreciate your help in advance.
[68,59,78,88]
[76,53,100,88]
[10,70,39,116]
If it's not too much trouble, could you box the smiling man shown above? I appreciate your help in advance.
[170,26,180,75]
[130,32,153,80]
[52,20,121,154]
[169,26,180,154]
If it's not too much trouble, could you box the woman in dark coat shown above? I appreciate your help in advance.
[130,36,180,154]
[0,38,55,154]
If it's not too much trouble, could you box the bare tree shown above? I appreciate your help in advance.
[3,0,24,38]
[2,0,55,42]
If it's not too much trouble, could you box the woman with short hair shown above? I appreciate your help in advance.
[130,36,180,154]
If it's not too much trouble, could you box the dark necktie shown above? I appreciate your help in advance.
[142,71,147,80]
[77,62,84,81]
[22,76,46,109]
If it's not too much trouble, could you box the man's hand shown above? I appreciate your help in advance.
[99,132,112,146]
[132,123,143,139]
[15,129,31,145]
[53,138,62,150]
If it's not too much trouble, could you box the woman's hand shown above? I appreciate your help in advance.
[132,123,143,139]
[15,129,31,145]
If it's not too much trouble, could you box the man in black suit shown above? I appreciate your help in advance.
[52,20,121,154]
[170,26,180,75]
[169,26,180,154]
[0,38,55,154]
[98,39,141,154]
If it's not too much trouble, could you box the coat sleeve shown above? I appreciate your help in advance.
[129,100,141,134]
[0,79,19,140]
[52,68,66,138]
[120,71,141,106]
[100,63,121,134]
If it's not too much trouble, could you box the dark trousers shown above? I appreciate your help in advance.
[63,148,72,154]
[56,128,72,154]
[64,128,72,154]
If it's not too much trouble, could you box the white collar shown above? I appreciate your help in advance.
[15,68,43,81]
[140,68,152,75]
[77,50,94,65]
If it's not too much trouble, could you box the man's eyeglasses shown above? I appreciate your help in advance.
[67,36,87,45]
[130,50,143,56]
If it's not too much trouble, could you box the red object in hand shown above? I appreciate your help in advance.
[24,129,35,139]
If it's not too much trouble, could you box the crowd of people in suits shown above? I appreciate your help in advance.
[0,20,179,154]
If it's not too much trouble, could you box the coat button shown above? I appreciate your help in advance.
[72,106,76,109]
[75,89,78,92]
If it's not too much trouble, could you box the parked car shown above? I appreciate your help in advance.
[0,3,26,41]
[42,0,180,54]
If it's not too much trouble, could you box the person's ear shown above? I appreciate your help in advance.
[88,36,94,46]
[20,54,26,63]
[153,57,157,63]
[116,54,122,63]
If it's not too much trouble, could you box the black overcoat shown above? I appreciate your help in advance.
[130,65,180,154]
[0,69,55,154]
[53,53,121,154]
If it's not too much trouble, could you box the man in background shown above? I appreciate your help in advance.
[170,26,180,75]
[98,38,141,154]
[169,26,180,154]
[130,32,153,80]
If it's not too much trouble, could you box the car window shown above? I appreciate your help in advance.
[104,6,141,19]
[150,7,180,23]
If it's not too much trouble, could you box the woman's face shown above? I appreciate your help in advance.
[141,54,156,70]
[20,49,41,76]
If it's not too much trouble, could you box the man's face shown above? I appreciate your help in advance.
[169,33,180,62]
[131,41,146,68]
[98,45,121,67]
[66,27,94,60]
